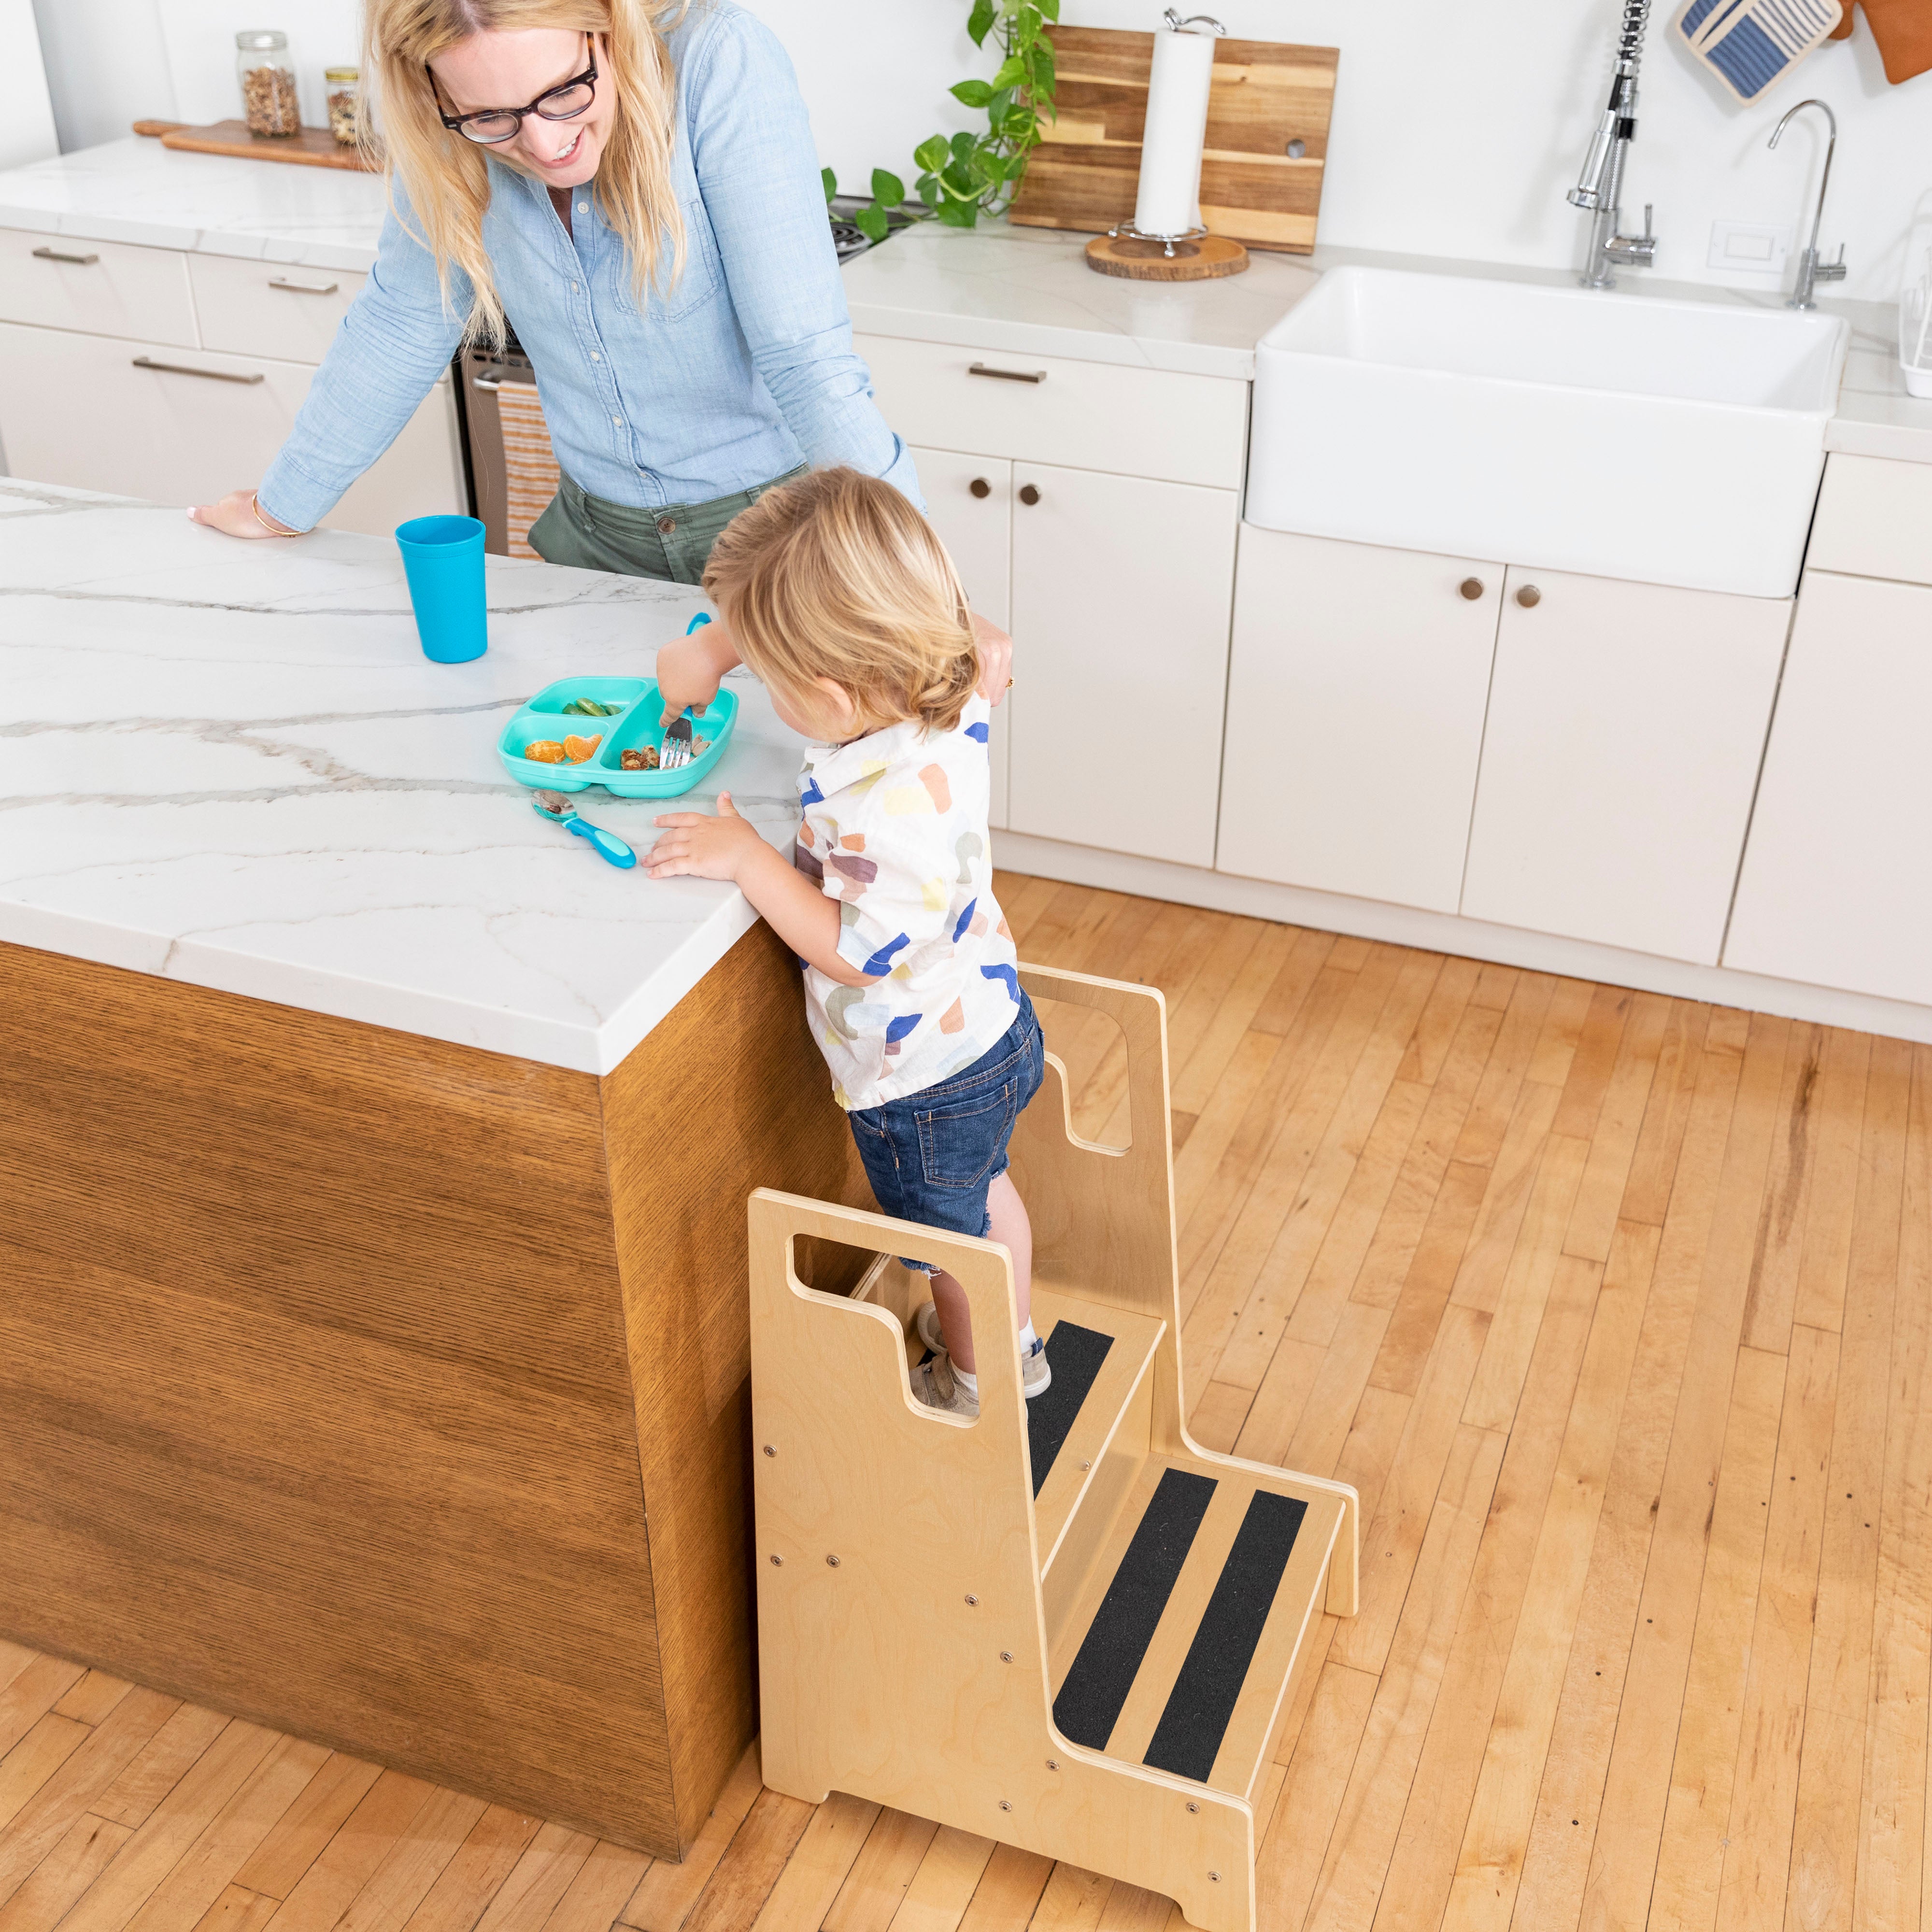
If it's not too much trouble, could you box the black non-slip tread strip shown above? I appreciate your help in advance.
[1026,1321,1116,1497]
[1142,1488,1308,1783]
[1051,1467,1217,1752]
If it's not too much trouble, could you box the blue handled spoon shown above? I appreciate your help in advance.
[532,790,636,868]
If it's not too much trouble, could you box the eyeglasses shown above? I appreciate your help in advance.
[430,33,597,144]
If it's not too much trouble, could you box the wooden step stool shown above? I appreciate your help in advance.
[748,964,1360,1932]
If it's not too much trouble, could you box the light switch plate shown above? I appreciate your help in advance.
[1708,219,1793,273]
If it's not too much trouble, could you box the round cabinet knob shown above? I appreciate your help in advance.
[1018,483,1041,506]
[1516,584,1542,608]
[1459,577,1485,601]
[969,477,992,499]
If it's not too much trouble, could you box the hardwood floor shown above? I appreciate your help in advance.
[4,871,1926,1932]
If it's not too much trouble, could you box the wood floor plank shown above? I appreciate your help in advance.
[457,1825,592,1932]
[1784,1037,1910,1932]
[188,1889,281,1932]
[1620,1001,1714,1228]
[259,1769,441,1932]
[0,1689,182,1911]
[1563,992,1672,1267]
[954,1844,1052,1931]
[0,1662,86,1765]
[1648,1345,1789,1932]
[0,1814,133,1932]
[822,1809,938,1932]
[0,1719,89,1839]
[1394,957,1482,1089]
[1252,1662,1379,1932]
[395,1807,543,1932]
[233,1760,384,1904]
[1790,1030,1875,1335]
[1028,1863,1112,1930]
[53,1676,136,1730]
[883,1826,991,1932]
[619,1747,760,1932]
[1740,1023,1827,1356]
[323,1790,491,1932]
[681,1791,811,1932]
[1184,1379,1252,1453]
[750,1794,880,1932]
[94,1708,234,1833]
[1444,1219,1660,1932]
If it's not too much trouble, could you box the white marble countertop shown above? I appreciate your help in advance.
[0,481,809,1075]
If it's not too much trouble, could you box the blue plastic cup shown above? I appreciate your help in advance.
[395,514,487,663]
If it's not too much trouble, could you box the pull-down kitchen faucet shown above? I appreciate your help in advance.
[1570,0,1659,290]
[1767,99,1846,310]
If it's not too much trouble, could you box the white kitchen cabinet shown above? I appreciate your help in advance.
[1008,462,1237,868]
[1217,526,1504,912]
[187,254,370,363]
[1727,571,1932,1004]
[0,321,462,539]
[0,227,198,347]
[912,443,1011,829]
[1461,565,1790,965]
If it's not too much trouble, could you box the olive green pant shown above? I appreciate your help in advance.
[527,466,806,583]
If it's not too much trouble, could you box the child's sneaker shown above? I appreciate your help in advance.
[916,1303,1053,1399]
[911,1351,978,1417]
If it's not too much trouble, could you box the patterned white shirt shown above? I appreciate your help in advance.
[794,696,1019,1110]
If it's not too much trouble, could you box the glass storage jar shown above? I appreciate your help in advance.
[326,66,360,144]
[237,31,300,137]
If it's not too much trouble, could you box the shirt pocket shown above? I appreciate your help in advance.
[915,1079,1018,1191]
[611,191,722,326]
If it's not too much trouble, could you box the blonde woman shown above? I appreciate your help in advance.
[189,1,932,590]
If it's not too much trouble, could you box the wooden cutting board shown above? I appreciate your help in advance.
[133,119,376,173]
[1009,28,1337,254]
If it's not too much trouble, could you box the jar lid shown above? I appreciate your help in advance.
[325,67,359,81]
[235,30,289,49]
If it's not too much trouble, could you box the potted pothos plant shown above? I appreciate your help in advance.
[825,0,1060,242]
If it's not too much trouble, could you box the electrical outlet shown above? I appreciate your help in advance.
[1708,220,1793,274]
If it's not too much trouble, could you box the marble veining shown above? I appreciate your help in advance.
[0,482,809,1074]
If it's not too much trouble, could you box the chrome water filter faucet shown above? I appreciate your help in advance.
[1767,99,1846,310]
[1570,0,1659,289]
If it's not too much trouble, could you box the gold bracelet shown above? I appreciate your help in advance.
[249,490,301,537]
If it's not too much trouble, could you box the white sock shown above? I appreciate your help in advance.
[1018,1321,1040,1351]
[952,1363,979,1394]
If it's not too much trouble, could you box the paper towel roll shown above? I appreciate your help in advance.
[1132,14,1219,240]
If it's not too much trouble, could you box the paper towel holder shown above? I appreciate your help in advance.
[1084,8,1249,282]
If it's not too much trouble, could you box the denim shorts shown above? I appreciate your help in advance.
[848,992,1045,1273]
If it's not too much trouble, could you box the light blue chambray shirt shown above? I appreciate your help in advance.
[257,0,919,533]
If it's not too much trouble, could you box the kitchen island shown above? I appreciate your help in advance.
[0,482,866,1860]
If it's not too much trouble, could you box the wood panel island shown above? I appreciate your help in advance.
[0,482,866,1861]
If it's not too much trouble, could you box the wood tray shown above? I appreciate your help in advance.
[1009,27,1337,254]
[133,118,376,173]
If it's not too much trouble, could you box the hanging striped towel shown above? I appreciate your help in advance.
[495,382,561,560]
[1675,0,1844,100]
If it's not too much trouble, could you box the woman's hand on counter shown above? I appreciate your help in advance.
[189,490,300,539]
[972,611,1012,707]
[658,617,741,725]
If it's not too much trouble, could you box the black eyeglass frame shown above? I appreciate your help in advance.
[430,34,598,144]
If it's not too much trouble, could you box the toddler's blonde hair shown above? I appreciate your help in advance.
[702,467,980,738]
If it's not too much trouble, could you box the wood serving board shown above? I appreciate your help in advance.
[1009,27,1337,254]
[133,118,376,173]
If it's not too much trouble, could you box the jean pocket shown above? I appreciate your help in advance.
[915,1080,1018,1190]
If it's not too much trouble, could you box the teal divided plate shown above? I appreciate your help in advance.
[497,677,739,797]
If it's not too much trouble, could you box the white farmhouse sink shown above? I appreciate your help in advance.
[1246,267,1848,598]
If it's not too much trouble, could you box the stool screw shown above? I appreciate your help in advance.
[769,1554,782,1565]
[1046,1759,1059,1771]
[1079,1460,1091,1471]
[999,1800,1012,1812]
[826,1554,841,1567]
[1000,1650,1013,1662]
[762,1445,776,1457]
[1209,1872,1221,1882]
[965,1594,979,1606]
[1187,1802,1199,1813]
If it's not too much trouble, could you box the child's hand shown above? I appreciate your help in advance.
[646,792,768,881]
[654,633,723,725]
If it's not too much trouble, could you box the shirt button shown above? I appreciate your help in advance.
[590,351,601,361]
[658,516,677,534]
[576,201,588,213]
[570,280,580,292]
[612,415,624,427]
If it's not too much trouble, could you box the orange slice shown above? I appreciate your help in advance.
[523,739,565,764]
[562,733,602,763]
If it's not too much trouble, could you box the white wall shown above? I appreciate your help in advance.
[2,0,60,168]
[27,0,1923,305]
[745,0,1923,306]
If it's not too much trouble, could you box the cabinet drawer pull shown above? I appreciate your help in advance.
[32,245,99,266]
[969,477,992,498]
[132,356,265,384]
[1515,583,1542,608]
[1018,483,1041,506]
[472,373,505,392]
[969,361,1047,384]
[1459,577,1485,600]
[268,276,340,295]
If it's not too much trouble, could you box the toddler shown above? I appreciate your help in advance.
[646,466,1049,1418]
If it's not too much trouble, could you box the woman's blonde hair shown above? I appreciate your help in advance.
[704,468,981,739]
[363,0,686,344]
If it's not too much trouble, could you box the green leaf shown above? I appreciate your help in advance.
[936,196,979,227]
[913,134,951,174]
[941,157,980,196]
[821,165,837,203]
[1017,4,1044,43]
[967,0,996,44]
[1001,105,1036,141]
[870,168,905,208]
[951,129,978,162]
[991,53,1027,89]
[916,172,941,209]
[949,77,994,108]
[1038,0,1059,20]
[853,203,889,242]
[1030,38,1055,97]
